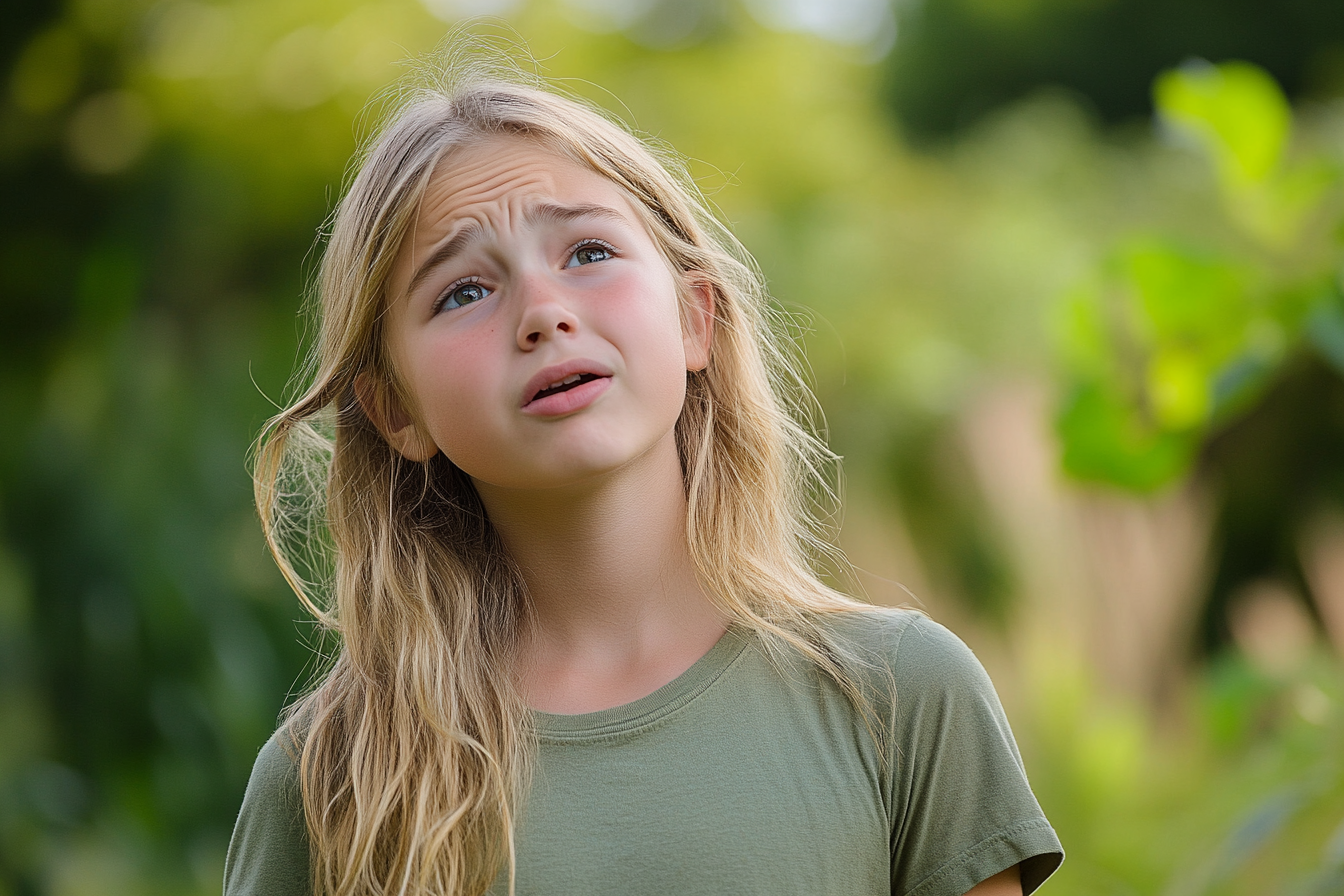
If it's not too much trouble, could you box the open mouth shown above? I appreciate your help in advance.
[531,372,604,403]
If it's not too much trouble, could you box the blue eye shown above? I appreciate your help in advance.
[436,280,491,312]
[566,241,615,267]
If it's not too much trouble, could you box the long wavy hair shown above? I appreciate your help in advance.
[253,59,871,896]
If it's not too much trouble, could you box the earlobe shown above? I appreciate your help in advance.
[681,275,716,373]
[354,372,439,462]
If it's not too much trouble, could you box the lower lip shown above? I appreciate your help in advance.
[522,377,612,416]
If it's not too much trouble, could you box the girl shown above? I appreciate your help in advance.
[225,59,1063,896]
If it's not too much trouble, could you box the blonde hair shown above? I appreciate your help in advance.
[253,60,870,896]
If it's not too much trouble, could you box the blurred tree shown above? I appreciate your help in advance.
[1198,355,1344,652]
[1052,59,1344,647]
[883,0,1344,141]
[0,0,364,889]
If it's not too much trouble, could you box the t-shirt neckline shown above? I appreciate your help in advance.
[532,625,752,740]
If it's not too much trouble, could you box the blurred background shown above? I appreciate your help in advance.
[3,0,1344,893]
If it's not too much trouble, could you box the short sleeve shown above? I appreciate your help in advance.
[884,615,1063,896]
[223,730,312,896]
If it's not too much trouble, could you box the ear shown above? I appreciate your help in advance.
[354,372,438,462]
[681,273,716,373]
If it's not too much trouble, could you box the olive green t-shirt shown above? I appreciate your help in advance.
[224,610,1062,896]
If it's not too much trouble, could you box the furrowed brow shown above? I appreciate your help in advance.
[404,203,627,298]
[406,221,486,297]
[524,202,628,229]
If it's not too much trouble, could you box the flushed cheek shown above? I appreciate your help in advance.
[617,298,690,408]
[403,331,504,458]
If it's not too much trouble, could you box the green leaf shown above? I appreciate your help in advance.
[1123,240,1250,345]
[1146,346,1209,428]
[1056,380,1197,492]
[1155,60,1291,190]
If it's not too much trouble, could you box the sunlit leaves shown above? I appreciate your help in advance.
[1055,62,1344,492]
[1156,61,1290,189]
[1156,61,1339,248]
[1057,240,1261,490]
[1057,380,1199,492]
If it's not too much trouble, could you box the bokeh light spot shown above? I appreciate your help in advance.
[64,90,153,174]
[10,25,82,114]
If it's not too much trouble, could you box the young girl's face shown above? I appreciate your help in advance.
[375,136,712,492]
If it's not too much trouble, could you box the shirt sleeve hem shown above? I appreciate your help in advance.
[902,819,1064,896]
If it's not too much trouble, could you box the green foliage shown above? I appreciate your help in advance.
[880,0,1344,140]
[1156,61,1339,248]
[1054,61,1344,492]
[1156,62,1291,190]
[1029,650,1344,896]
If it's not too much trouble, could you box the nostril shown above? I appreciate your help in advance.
[557,322,571,332]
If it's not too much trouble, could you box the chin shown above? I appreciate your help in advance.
[471,446,663,494]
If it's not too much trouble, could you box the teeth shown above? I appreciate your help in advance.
[551,373,584,389]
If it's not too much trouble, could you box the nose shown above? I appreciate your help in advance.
[515,275,579,350]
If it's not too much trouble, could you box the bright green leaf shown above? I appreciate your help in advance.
[1147,346,1210,428]
[1124,239,1250,346]
[1056,380,1197,492]
[1155,61,1290,190]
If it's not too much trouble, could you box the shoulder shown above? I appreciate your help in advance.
[817,608,992,703]
[820,610,1065,896]
[248,727,303,796]
[822,608,1016,757]
[223,726,311,896]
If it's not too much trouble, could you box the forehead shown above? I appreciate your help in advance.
[414,136,637,237]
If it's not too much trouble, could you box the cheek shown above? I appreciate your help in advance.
[621,290,691,409]
[404,330,501,452]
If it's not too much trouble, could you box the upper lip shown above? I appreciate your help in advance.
[521,358,614,407]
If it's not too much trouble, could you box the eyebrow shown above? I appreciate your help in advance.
[404,201,630,298]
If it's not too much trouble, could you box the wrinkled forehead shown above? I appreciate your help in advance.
[409,131,676,262]
[407,137,626,249]
[433,136,570,209]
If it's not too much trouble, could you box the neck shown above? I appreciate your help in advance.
[473,433,726,712]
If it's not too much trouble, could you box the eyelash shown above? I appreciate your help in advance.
[429,239,619,314]
[432,276,490,314]
[566,238,618,266]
